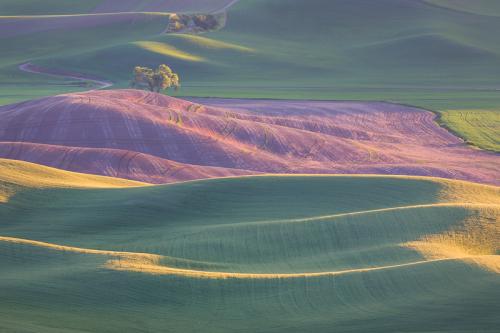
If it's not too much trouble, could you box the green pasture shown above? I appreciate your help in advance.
[437,109,500,152]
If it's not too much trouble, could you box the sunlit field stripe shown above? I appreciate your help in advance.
[1,235,497,279]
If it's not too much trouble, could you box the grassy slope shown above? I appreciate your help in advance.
[437,109,500,152]
[0,158,145,202]
[4,0,500,94]
[0,12,171,105]
[423,0,500,150]
[0,159,498,332]
[31,0,500,100]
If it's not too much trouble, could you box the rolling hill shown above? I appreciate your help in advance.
[0,160,498,332]
[0,10,171,105]
[0,158,145,203]
[0,0,233,105]
[21,0,500,102]
[0,90,497,184]
[2,2,499,332]
[1,0,499,151]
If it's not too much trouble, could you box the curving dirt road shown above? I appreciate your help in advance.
[19,62,113,89]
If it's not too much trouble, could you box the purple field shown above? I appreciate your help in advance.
[0,89,497,185]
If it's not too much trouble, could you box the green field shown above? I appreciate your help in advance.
[437,109,500,152]
[2,0,500,103]
[20,0,500,104]
[0,11,171,105]
[0,159,498,332]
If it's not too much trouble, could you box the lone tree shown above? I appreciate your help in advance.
[131,64,180,93]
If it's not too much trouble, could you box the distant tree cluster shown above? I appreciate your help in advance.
[192,15,220,30]
[167,13,222,33]
[131,64,180,93]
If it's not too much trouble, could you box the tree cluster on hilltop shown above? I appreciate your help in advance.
[131,64,180,93]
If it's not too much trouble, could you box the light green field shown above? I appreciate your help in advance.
[0,159,498,332]
[437,109,500,152]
